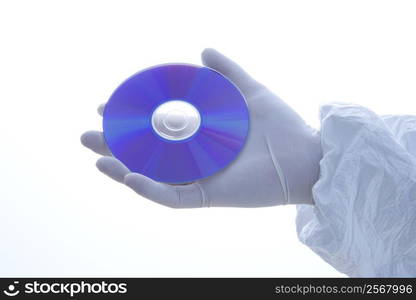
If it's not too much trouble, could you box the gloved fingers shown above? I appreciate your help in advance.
[80,130,112,156]
[124,173,205,208]
[97,103,106,117]
[201,48,265,98]
[96,156,130,183]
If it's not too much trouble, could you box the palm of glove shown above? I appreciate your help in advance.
[81,49,321,208]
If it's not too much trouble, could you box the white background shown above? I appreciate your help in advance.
[1,0,415,277]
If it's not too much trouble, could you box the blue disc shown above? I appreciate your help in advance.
[103,64,249,184]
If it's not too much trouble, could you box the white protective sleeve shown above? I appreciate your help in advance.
[296,103,416,277]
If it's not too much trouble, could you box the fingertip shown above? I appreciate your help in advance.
[97,103,106,116]
[80,130,98,148]
[95,156,112,172]
[201,48,225,68]
[80,131,89,147]
[202,47,216,55]
[201,48,264,97]
[201,48,218,62]
[80,130,111,155]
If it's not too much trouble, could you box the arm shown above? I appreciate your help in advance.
[296,103,416,277]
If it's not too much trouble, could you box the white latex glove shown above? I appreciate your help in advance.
[81,49,321,208]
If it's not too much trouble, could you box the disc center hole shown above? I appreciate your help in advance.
[163,110,189,131]
[151,100,201,141]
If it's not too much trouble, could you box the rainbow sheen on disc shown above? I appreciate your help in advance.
[103,64,249,184]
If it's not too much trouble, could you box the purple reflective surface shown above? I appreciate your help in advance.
[103,64,249,184]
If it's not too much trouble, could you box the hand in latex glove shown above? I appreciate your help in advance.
[81,49,321,208]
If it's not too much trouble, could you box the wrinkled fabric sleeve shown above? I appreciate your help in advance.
[296,103,416,277]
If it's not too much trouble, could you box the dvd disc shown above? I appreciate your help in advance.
[103,64,249,184]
